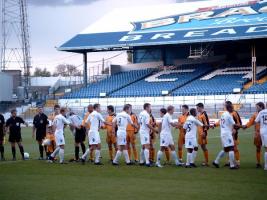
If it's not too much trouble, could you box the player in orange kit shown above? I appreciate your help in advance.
[126,104,139,163]
[103,105,117,161]
[177,105,189,163]
[149,112,157,163]
[196,103,210,166]
[242,102,265,168]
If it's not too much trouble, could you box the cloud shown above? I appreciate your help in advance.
[28,0,98,6]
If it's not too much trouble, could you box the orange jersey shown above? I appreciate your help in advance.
[231,110,242,140]
[126,113,138,132]
[178,112,189,135]
[246,112,260,134]
[197,111,209,134]
[149,116,157,142]
[82,112,91,129]
[104,114,115,133]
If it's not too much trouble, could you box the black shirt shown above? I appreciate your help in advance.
[0,114,5,135]
[33,113,48,135]
[6,117,25,135]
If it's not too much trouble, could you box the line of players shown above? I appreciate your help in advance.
[0,101,266,170]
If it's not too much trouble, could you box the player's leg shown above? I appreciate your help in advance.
[94,143,102,164]
[74,142,80,161]
[234,140,240,167]
[59,145,65,164]
[156,146,165,168]
[213,150,225,168]
[226,146,237,169]
[17,141,25,160]
[126,132,132,160]
[131,134,138,162]
[261,134,267,170]
[164,148,170,163]
[185,148,193,168]
[169,144,182,166]
[11,142,16,160]
[107,139,113,161]
[149,142,155,163]
[37,140,44,160]
[254,135,262,168]
[200,144,209,166]
[178,133,184,162]
[0,140,4,160]
[122,144,131,164]
[113,145,122,165]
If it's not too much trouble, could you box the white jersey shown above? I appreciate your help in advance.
[139,110,150,134]
[69,114,83,127]
[53,114,70,133]
[255,109,267,135]
[114,111,133,132]
[86,110,105,132]
[183,115,203,139]
[220,111,235,137]
[161,113,173,135]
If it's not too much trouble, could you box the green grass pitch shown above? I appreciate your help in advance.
[0,127,266,200]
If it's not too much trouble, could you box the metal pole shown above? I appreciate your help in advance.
[83,52,88,87]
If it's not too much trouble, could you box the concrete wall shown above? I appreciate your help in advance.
[0,73,13,101]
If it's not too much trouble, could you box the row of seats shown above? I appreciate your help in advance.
[64,69,154,99]
[244,82,267,94]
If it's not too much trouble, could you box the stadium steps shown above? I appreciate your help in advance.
[243,75,267,91]
[169,68,214,95]
[107,69,157,96]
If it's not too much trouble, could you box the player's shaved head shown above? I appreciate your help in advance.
[160,108,167,115]
[190,108,197,116]
[87,104,94,113]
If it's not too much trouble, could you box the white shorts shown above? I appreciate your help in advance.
[261,134,267,147]
[140,131,150,145]
[55,131,65,146]
[160,134,174,147]
[185,137,197,149]
[88,130,101,145]
[221,135,234,148]
[117,130,127,146]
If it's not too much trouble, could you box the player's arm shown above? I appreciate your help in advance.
[21,117,28,127]
[128,116,138,129]
[133,114,140,132]
[255,112,261,123]
[112,117,117,134]
[242,114,255,129]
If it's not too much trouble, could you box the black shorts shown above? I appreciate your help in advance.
[9,133,22,143]
[36,131,46,142]
[75,127,86,143]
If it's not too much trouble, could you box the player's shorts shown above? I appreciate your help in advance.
[254,134,262,147]
[117,130,127,146]
[126,130,136,144]
[185,137,197,149]
[221,135,234,148]
[36,130,46,142]
[106,131,116,144]
[261,134,267,147]
[9,132,22,143]
[178,131,185,146]
[140,131,150,145]
[88,130,101,145]
[55,130,65,146]
[160,134,174,147]
[75,127,86,143]
[198,132,208,145]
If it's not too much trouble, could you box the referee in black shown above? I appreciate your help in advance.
[0,112,5,161]
[6,109,28,160]
[32,106,48,160]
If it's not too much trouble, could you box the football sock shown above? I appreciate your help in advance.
[204,150,209,163]
[215,150,225,164]
[123,150,130,163]
[235,149,240,163]
[144,149,150,164]
[150,147,155,162]
[156,150,163,164]
[265,152,267,169]
[256,150,261,164]
[82,148,90,160]
[186,152,192,166]
[80,143,86,154]
[178,149,183,160]
[11,146,16,158]
[113,150,121,163]
[95,149,100,163]
[39,144,44,158]
[90,150,94,160]
[128,148,132,160]
[19,145,24,158]
[51,147,60,158]
[171,151,180,165]
[75,146,79,160]
[133,147,138,161]
[0,144,4,158]
[192,150,197,163]
[229,151,235,168]
[59,148,64,163]
[140,149,145,163]
[165,148,170,162]
[109,149,113,160]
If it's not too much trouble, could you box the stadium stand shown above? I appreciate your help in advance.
[244,82,267,94]
[63,69,154,99]
[110,64,212,97]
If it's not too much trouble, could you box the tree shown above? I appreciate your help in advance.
[53,64,82,76]
[33,67,51,77]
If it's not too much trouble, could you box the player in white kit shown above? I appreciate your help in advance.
[156,106,182,168]
[212,103,239,169]
[48,108,74,164]
[81,104,111,165]
[139,103,158,167]
[183,108,203,168]
[112,104,138,165]
[255,103,267,171]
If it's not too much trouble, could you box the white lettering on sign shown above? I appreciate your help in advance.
[151,33,175,40]
[119,35,142,42]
